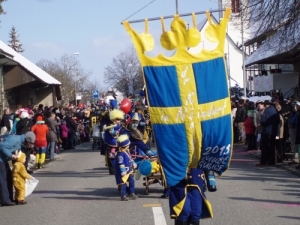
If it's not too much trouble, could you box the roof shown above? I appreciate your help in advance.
[0,40,61,85]
[245,24,300,66]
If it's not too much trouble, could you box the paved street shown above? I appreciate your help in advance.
[1,142,300,225]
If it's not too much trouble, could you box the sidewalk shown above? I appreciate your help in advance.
[233,143,300,177]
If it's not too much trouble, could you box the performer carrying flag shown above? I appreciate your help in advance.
[123,7,233,225]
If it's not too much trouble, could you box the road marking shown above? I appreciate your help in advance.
[143,204,162,207]
[152,207,167,225]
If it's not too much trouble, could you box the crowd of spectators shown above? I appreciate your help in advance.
[0,103,98,173]
[231,94,300,169]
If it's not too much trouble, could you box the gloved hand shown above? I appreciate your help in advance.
[133,163,137,169]
[120,165,127,176]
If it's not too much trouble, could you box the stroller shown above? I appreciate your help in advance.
[91,122,101,150]
[132,148,166,194]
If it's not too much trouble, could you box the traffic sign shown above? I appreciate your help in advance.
[93,90,99,98]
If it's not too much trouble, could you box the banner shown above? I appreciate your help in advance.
[123,8,232,187]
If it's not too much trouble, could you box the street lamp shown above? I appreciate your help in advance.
[74,52,79,107]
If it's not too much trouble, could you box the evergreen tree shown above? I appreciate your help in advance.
[0,0,5,17]
[8,26,24,53]
[0,0,7,23]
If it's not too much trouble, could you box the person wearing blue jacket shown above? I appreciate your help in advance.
[0,132,35,206]
[257,100,280,166]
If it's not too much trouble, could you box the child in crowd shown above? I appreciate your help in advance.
[60,120,69,150]
[244,110,256,151]
[12,150,33,205]
[116,135,138,201]
[31,116,48,169]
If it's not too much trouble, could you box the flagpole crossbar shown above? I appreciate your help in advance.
[121,8,227,24]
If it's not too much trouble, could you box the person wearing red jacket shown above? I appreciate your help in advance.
[31,116,49,168]
[244,111,256,151]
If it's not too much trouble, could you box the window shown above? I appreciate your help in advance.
[231,0,240,13]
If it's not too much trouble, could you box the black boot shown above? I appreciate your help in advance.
[189,221,199,225]
[108,166,115,175]
[174,220,188,225]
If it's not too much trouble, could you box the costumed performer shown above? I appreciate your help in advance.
[116,134,138,201]
[128,113,156,157]
[103,109,124,175]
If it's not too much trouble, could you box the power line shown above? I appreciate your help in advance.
[123,0,156,21]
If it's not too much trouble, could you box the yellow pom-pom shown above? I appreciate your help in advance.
[109,109,124,121]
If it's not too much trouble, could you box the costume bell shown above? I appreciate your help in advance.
[103,109,124,175]
[115,135,138,201]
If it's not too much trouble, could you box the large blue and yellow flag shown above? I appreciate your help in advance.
[123,8,232,187]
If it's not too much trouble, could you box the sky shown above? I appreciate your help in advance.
[0,0,219,88]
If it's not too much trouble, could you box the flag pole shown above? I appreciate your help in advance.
[121,8,226,24]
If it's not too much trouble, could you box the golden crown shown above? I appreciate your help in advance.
[123,8,231,66]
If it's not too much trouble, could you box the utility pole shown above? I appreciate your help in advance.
[74,52,79,107]
[241,8,247,97]
[0,64,4,114]
[175,0,178,14]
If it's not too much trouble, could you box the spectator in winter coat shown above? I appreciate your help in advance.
[293,102,300,169]
[0,108,12,134]
[274,102,284,163]
[257,100,280,166]
[44,112,61,160]
[0,132,35,206]
[11,113,20,135]
[234,99,247,143]
[231,101,238,143]
[84,121,91,142]
[253,100,265,150]
[0,137,18,206]
[244,110,256,151]
[65,111,77,150]
[16,111,34,172]
[60,121,69,149]
[16,111,33,135]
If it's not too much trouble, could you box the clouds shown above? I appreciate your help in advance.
[31,42,67,58]
[31,42,66,56]
[92,33,131,58]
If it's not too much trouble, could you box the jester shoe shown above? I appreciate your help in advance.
[121,196,128,201]
[128,194,138,200]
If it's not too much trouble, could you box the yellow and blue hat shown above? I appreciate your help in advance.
[109,109,124,121]
[117,134,130,147]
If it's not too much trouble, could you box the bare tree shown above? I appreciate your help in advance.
[104,45,144,96]
[36,54,92,105]
[231,0,300,53]
[80,78,105,105]
[8,26,24,53]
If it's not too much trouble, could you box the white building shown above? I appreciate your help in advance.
[189,12,244,88]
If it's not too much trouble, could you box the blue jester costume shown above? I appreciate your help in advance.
[116,134,138,201]
[103,109,124,175]
[128,113,156,157]
[123,8,233,225]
